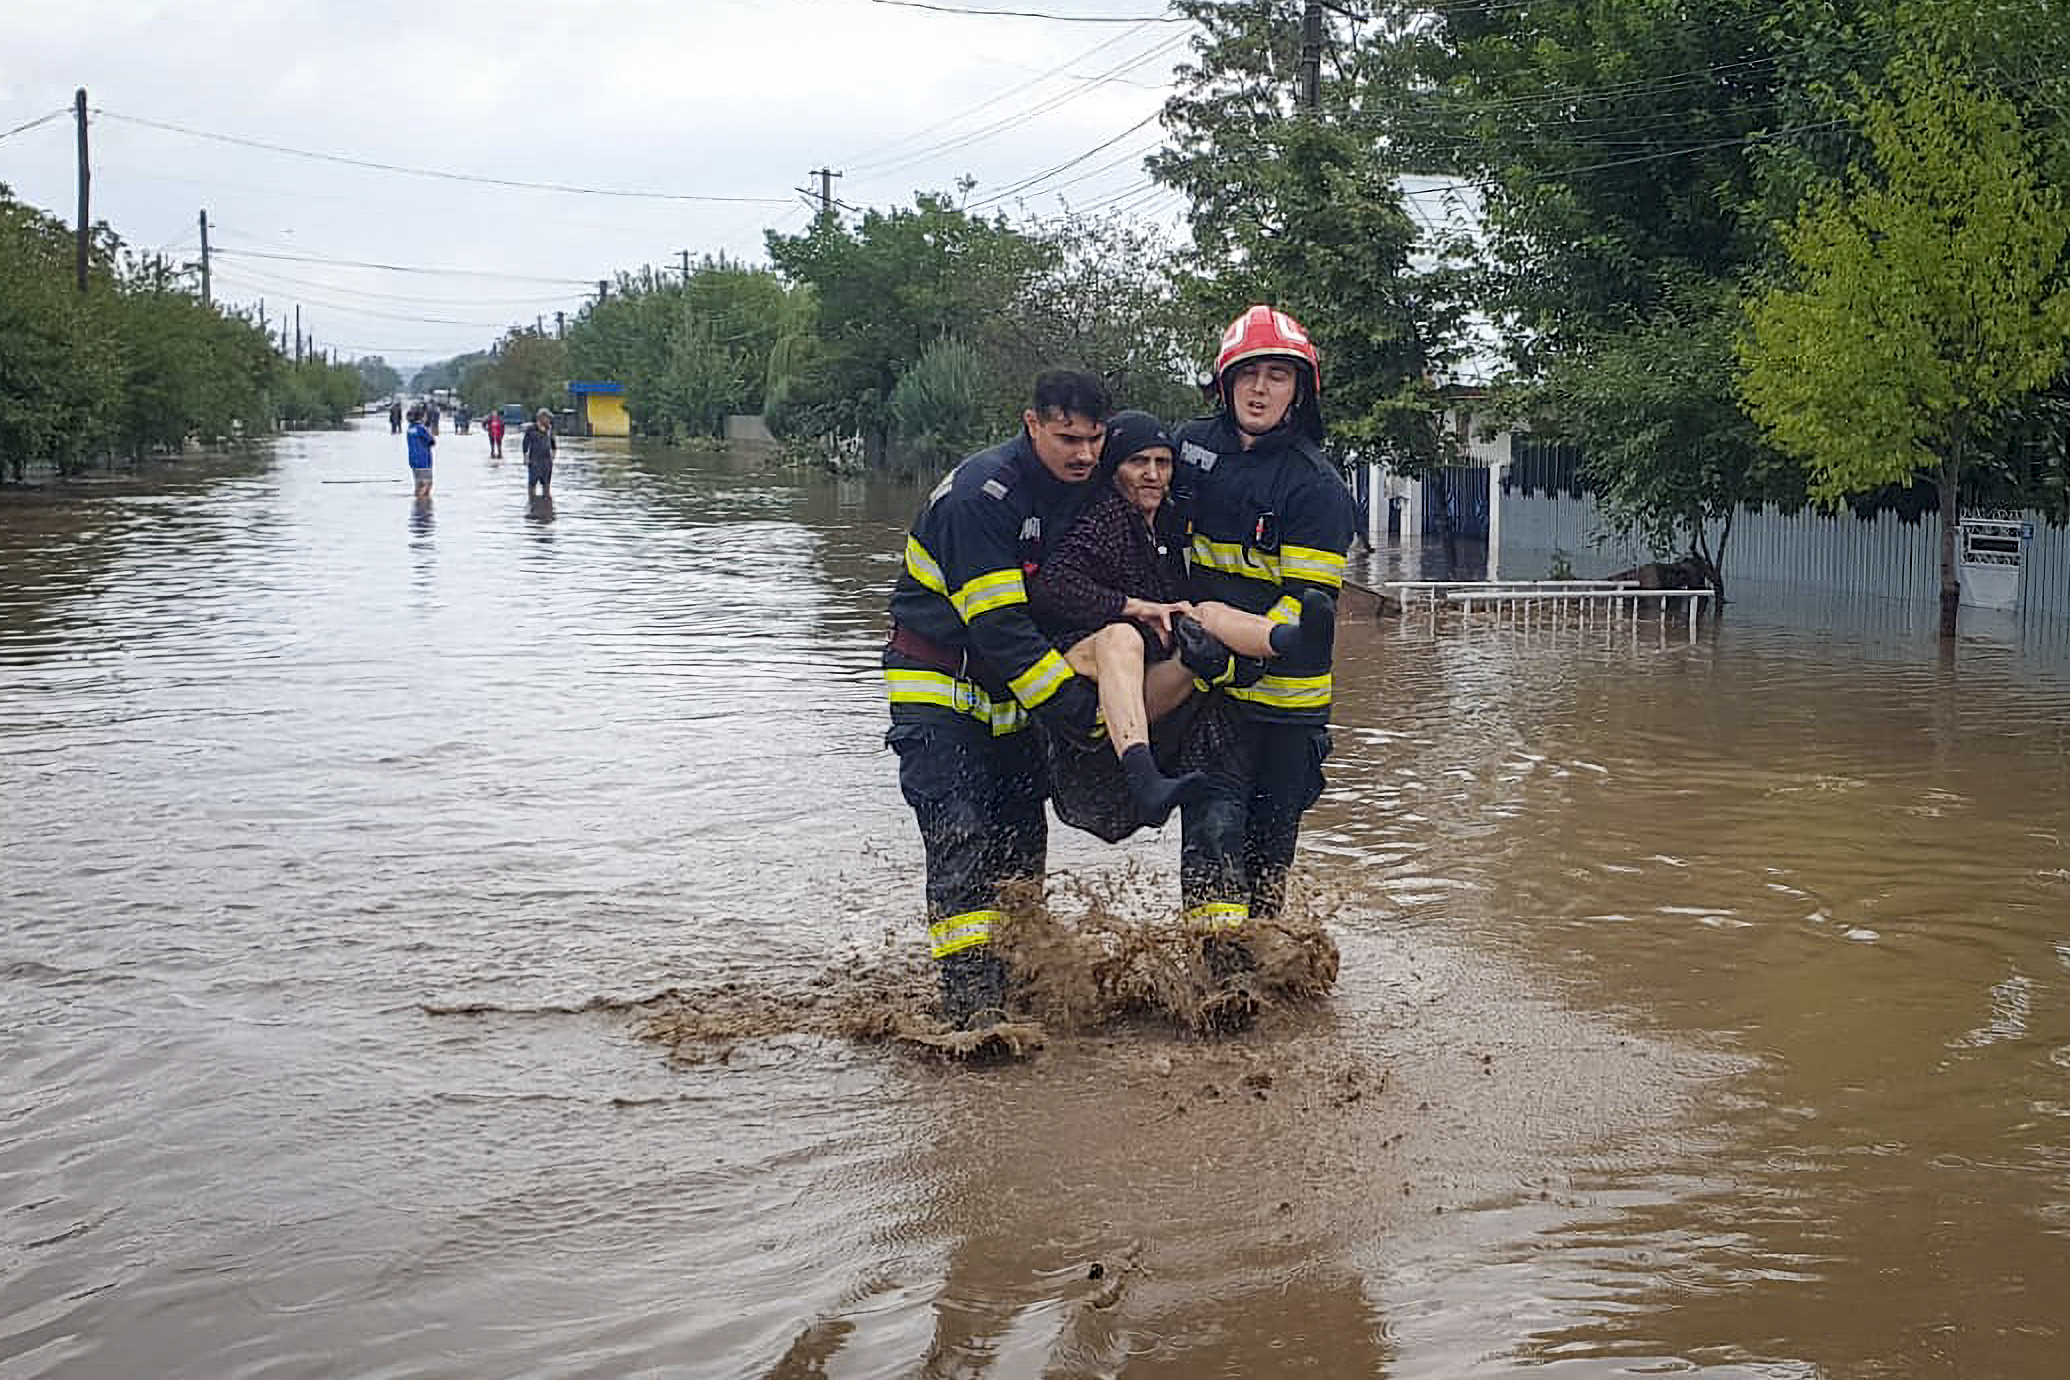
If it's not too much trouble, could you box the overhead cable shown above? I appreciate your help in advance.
[213,244,596,285]
[965,107,1164,208]
[95,110,794,204]
[857,0,1184,20]
[0,107,67,144]
[840,18,1155,169]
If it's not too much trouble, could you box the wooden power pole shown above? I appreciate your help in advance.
[1299,1,1323,111]
[198,210,211,306]
[74,89,90,293]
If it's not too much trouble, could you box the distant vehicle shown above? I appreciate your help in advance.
[499,404,527,428]
[430,388,455,408]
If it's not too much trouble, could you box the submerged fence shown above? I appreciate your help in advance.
[1497,489,2070,620]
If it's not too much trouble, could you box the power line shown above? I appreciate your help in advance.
[214,257,590,308]
[840,19,1158,170]
[213,244,595,285]
[857,0,1184,19]
[0,107,67,144]
[211,271,528,328]
[94,109,795,205]
[847,29,1187,180]
[965,107,1165,208]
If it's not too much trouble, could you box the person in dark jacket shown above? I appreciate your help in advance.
[884,369,1111,1033]
[1170,306,1357,1027]
[522,409,556,496]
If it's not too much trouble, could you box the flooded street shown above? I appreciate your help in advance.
[5,419,2070,1378]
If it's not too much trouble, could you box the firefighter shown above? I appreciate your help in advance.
[884,369,1112,1031]
[1170,306,1356,1025]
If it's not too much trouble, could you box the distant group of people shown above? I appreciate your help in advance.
[397,401,557,500]
[886,304,1355,1039]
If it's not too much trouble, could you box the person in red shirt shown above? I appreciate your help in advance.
[484,410,506,460]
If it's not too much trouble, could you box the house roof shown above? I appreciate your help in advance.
[567,380,625,396]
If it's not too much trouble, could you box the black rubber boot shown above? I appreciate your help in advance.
[938,947,1009,1031]
[1199,933,1259,1034]
[1172,614,1233,685]
[1120,742,1207,828]
[1266,589,1337,662]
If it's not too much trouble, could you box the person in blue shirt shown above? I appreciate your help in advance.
[406,405,436,498]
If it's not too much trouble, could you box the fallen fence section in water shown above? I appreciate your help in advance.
[1382,580,1716,642]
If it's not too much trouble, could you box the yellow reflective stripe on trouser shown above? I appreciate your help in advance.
[1231,671,1333,711]
[1191,534,1280,584]
[1281,544,1345,589]
[905,536,948,594]
[1265,593,1302,626]
[950,567,1027,622]
[1186,901,1248,933]
[930,909,1000,958]
[883,668,1029,735]
[1007,647,1072,709]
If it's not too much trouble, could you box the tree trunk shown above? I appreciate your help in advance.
[1937,460,1960,639]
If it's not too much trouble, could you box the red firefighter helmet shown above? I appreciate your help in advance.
[1213,305,1321,397]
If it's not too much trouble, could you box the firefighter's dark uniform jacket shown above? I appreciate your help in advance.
[884,432,1098,737]
[1173,414,1354,721]
[883,431,1098,962]
[1171,413,1356,931]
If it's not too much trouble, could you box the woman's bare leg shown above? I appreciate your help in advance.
[1065,624,1150,757]
[1193,595,1332,662]
[1143,658,1196,720]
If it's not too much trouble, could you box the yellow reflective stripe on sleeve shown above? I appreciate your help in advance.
[1230,671,1333,711]
[1185,901,1249,933]
[950,568,1027,622]
[904,536,947,594]
[1266,594,1302,626]
[1007,647,1072,709]
[1190,534,1280,584]
[1281,544,1345,589]
[882,668,1029,734]
[929,910,1001,959]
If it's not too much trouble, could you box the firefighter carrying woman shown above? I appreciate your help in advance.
[882,306,1356,1037]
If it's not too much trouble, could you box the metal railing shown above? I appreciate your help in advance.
[1381,580,1715,641]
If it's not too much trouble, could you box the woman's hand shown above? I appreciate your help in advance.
[1121,598,1188,647]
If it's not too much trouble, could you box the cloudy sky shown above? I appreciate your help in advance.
[1,0,1197,368]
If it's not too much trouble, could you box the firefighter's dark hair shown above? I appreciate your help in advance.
[1029,369,1112,424]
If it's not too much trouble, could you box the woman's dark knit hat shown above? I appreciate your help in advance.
[1099,409,1175,474]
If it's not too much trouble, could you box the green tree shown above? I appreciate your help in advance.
[989,213,1200,427]
[766,193,1051,465]
[352,355,402,401]
[563,257,807,440]
[888,337,990,469]
[1548,286,1800,601]
[1155,2,1461,467]
[1740,51,2070,635]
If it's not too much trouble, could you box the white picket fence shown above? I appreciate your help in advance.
[1498,490,2070,619]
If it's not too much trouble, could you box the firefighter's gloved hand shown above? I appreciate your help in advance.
[1035,677,1102,742]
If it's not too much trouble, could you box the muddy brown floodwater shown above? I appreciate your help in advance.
[4,421,2069,1378]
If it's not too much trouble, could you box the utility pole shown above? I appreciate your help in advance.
[198,210,211,307]
[535,315,544,335]
[74,89,90,293]
[679,248,691,285]
[596,278,609,305]
[811,167,842,224]
[1299,0,1323,111]
[555,310,565,340]
[294,305,303,363]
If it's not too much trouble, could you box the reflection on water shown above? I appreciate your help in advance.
[3,422,2070,1377]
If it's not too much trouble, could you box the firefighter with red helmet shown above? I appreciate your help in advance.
[884,369,1112,1033]
[1170,306,1356,1024]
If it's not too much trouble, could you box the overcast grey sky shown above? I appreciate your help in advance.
[1,0,1195,368]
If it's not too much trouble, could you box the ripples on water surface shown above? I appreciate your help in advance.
[4,423,2068,1378]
